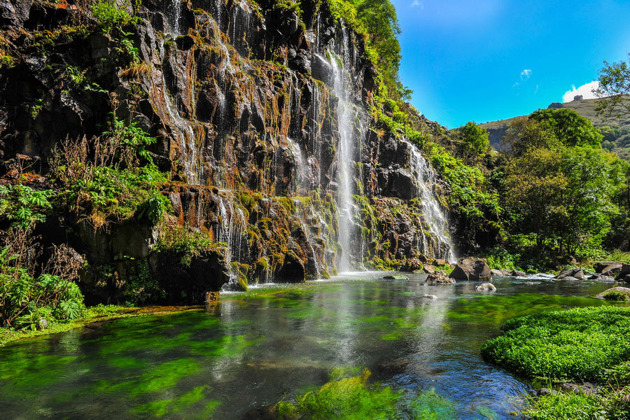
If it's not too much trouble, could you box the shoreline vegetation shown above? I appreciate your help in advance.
[0,305,200,347]
[482,306,630,419]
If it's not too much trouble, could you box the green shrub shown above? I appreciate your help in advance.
[0,248,85,330]
[91,1,135,33]
[0,184,53,228]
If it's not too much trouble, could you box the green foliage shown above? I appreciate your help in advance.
[524,392,606,420]
[481,307,630,382]
[0,185,53,229]
[459,121,490,155]
[603,290,630,301]
[595,53,630,118]
[530,108,603,148]
[0,245,85,330]
[50,117,169,227]
[91,1,135,33]
[426,142,502,249]
[155,222,225,267]
[122,261,165,305]
[503,132,623,255]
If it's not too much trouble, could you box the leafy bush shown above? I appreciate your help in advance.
[155,221,225,267]
[50,118,169,227]
[0,231,85,330]
[91,1,135,33]
[481,307,630,382]
[0,184,53,228]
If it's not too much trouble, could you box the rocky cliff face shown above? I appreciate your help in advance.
[0,0,455,303]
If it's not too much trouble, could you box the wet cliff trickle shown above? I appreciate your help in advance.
[0,0,457,300]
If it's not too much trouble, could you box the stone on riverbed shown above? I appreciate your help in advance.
[476,283,497,292]
[383,274,409,280]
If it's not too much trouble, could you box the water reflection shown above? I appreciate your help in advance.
[0,273,617,419]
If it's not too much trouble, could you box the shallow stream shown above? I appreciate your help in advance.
[0,273,617,418]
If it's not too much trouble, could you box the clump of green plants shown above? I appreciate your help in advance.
[0,228,85,330]
[482,306,630,419]
[271,368,457,419]
[603,290,630,301]
[155,220,225,267]
[91,0,136,33]
[482,306,630,382]
[50,115,169,228]
[0,184,53,229]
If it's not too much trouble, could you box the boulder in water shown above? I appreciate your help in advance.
[475,283,496,292]
[449,257,491,281]
[594,261,622,273]
[601,263,623,277]
[556,268,585,280]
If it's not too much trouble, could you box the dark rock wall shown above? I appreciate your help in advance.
[0,0,454,302]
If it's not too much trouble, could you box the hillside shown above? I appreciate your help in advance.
[479,97,630,159]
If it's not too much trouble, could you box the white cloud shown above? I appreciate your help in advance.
[520,69,532,80]
[562,81,600,103]
[411,0,424,8]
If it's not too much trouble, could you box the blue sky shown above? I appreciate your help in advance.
[391,0,630,128]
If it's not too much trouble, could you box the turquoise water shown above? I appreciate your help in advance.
[0,272,616,418]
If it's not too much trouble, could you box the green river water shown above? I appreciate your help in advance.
[0,272,617,419]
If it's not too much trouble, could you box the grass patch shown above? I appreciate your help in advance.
[481,306,630,382]
[482,306,630,419]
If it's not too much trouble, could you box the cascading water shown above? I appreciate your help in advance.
[216,197,247,289]
[326,27,367,272]
[167,0,182,35]
[404,140,456,262]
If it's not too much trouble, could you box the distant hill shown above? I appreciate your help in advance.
[478,97,630,160]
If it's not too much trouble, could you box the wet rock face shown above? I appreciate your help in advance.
[0,0,454,299]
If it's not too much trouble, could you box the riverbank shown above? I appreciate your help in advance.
[0,305,200,347]
[482,306,630,418]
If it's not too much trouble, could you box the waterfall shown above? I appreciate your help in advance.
[216,197,247,289]
[404,140,456,262]
[167,0,182,35]
[328,27,365,272]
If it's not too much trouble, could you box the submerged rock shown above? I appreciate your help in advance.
[449,257,491,281]
[383,274,409,280]
[475,283,496,292]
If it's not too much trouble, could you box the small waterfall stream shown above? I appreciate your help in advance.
[404,140,456,262]
[328,27,365,272]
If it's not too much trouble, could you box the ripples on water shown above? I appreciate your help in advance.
[0,273,616,419]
